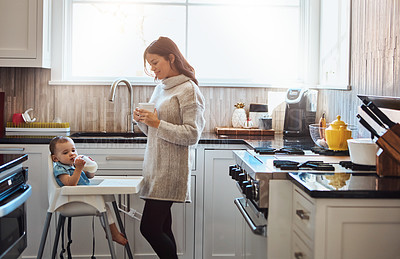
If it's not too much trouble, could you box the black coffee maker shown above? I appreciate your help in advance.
[283,88,317,136]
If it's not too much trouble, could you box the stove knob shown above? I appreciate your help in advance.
[241,180,250,191]
[232,168,242,180]
[229,165,238,178]
[238,173,246,183]
[245,184,255,200]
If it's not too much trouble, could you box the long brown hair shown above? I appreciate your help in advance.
[144,36,198,85]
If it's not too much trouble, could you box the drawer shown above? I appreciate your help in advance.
[78,148,145,170]
[292,230,313,259]
[293,187,315,240]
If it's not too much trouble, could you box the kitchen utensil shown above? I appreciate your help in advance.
[249,103,268,128]
[356,114,380,139]
[22,108,36,123]
[325,115,352,150]
[362,100,396,128]
[259,117,272,130]
[347,138,378,166]
[360,104,387,129]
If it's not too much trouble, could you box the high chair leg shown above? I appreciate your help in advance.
[51,214,66,259]
[100,211,117,259]
[112,201,134,259]
[37,212,53,259]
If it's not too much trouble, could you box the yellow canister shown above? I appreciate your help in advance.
[325,115,352,151]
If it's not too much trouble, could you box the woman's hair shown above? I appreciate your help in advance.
[49,136,72,155]
[144,36,198,85]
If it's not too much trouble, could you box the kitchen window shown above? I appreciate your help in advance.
[51,0,350,89]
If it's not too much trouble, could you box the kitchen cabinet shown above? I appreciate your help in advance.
[75,143,196,259]
[0,144,53,258]
[203,146,246,259]
[292,185,400,259]
[0,0,51,68]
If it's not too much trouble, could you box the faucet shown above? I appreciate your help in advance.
[109,78,135,133]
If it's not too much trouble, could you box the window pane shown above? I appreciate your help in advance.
[188,4,300,85]
[71,2,186,79]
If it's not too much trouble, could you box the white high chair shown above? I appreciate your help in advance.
[37,155,142,259]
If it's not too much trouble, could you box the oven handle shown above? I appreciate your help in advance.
[0,185,32,217]
[234,197,266,236]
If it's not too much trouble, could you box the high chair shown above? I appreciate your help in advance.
[37,155,143,259]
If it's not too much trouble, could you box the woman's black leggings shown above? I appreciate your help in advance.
[140,199,178,259]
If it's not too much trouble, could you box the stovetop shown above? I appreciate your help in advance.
[233,149,377,176]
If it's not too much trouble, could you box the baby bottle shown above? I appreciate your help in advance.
[81,155,98,173]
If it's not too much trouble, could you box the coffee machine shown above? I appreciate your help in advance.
[283,88,317,136]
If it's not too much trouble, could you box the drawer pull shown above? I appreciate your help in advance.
[106,156,144,161]
[0,147,25,151]
[294,252,304,259]
[296,209,310,220]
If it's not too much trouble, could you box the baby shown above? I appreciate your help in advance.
[49,136,127,246]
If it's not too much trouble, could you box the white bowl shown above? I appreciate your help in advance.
[347,138,378,166]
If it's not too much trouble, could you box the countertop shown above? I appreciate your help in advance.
[0,131,294,148]
[1,131,399,198]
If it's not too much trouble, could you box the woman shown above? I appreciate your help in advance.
[134,36,205,259]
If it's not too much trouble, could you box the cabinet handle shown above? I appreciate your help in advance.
[0,147,25,151]
[296,209,310,220]
[106,156,144,161]
[294,252,304,259]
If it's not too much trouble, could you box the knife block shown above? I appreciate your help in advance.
[376,124,400,164]
[376,149,400,177]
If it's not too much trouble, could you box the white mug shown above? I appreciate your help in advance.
[138,103,155,111]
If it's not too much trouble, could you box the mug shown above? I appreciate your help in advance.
[138,103,155,111]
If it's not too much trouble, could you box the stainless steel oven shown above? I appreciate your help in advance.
[0,166,31,259]
[231,150,295,259]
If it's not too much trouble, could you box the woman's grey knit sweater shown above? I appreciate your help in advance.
[137,74,205,202]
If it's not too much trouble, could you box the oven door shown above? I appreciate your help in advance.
[234,197,268,259]
[0,185,32,259]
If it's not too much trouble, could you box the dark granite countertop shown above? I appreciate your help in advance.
[289,172,400,198]
[0,131,300,148]
[0,154,28,174]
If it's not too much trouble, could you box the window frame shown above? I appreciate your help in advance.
[50,0,351,90]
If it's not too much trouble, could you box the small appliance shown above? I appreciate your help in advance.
[283,88,317,136]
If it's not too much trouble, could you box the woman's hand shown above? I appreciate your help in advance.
[134,107,160,128]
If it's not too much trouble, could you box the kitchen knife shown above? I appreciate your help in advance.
[360,104,387,129]
[356,114,380,139]
[362,100,397,128]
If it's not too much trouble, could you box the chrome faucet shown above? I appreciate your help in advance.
[109,78,135,133]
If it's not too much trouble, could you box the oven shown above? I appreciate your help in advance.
[230,149,304,259]
[0,166,31,259]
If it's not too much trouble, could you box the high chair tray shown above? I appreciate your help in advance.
[60,176,143,195]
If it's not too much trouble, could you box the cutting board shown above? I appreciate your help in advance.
[215,127,274,136]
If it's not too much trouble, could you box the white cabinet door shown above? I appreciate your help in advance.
[121,175,196,259]
[203,149,244,259]
[0,144,53,259]
[0,0,51,67]
[324,206,400,259]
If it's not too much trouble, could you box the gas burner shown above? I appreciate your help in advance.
[339,161,376,171]
[311,146,349,156]
[273,160,335,171]
[254,147,305,155]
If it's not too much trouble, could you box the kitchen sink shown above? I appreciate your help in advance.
[70,132,146,139]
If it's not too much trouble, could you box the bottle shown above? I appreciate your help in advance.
[81,155,98,173]
[319,113,327,140]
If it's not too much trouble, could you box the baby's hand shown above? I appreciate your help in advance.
[74,156,86,170]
